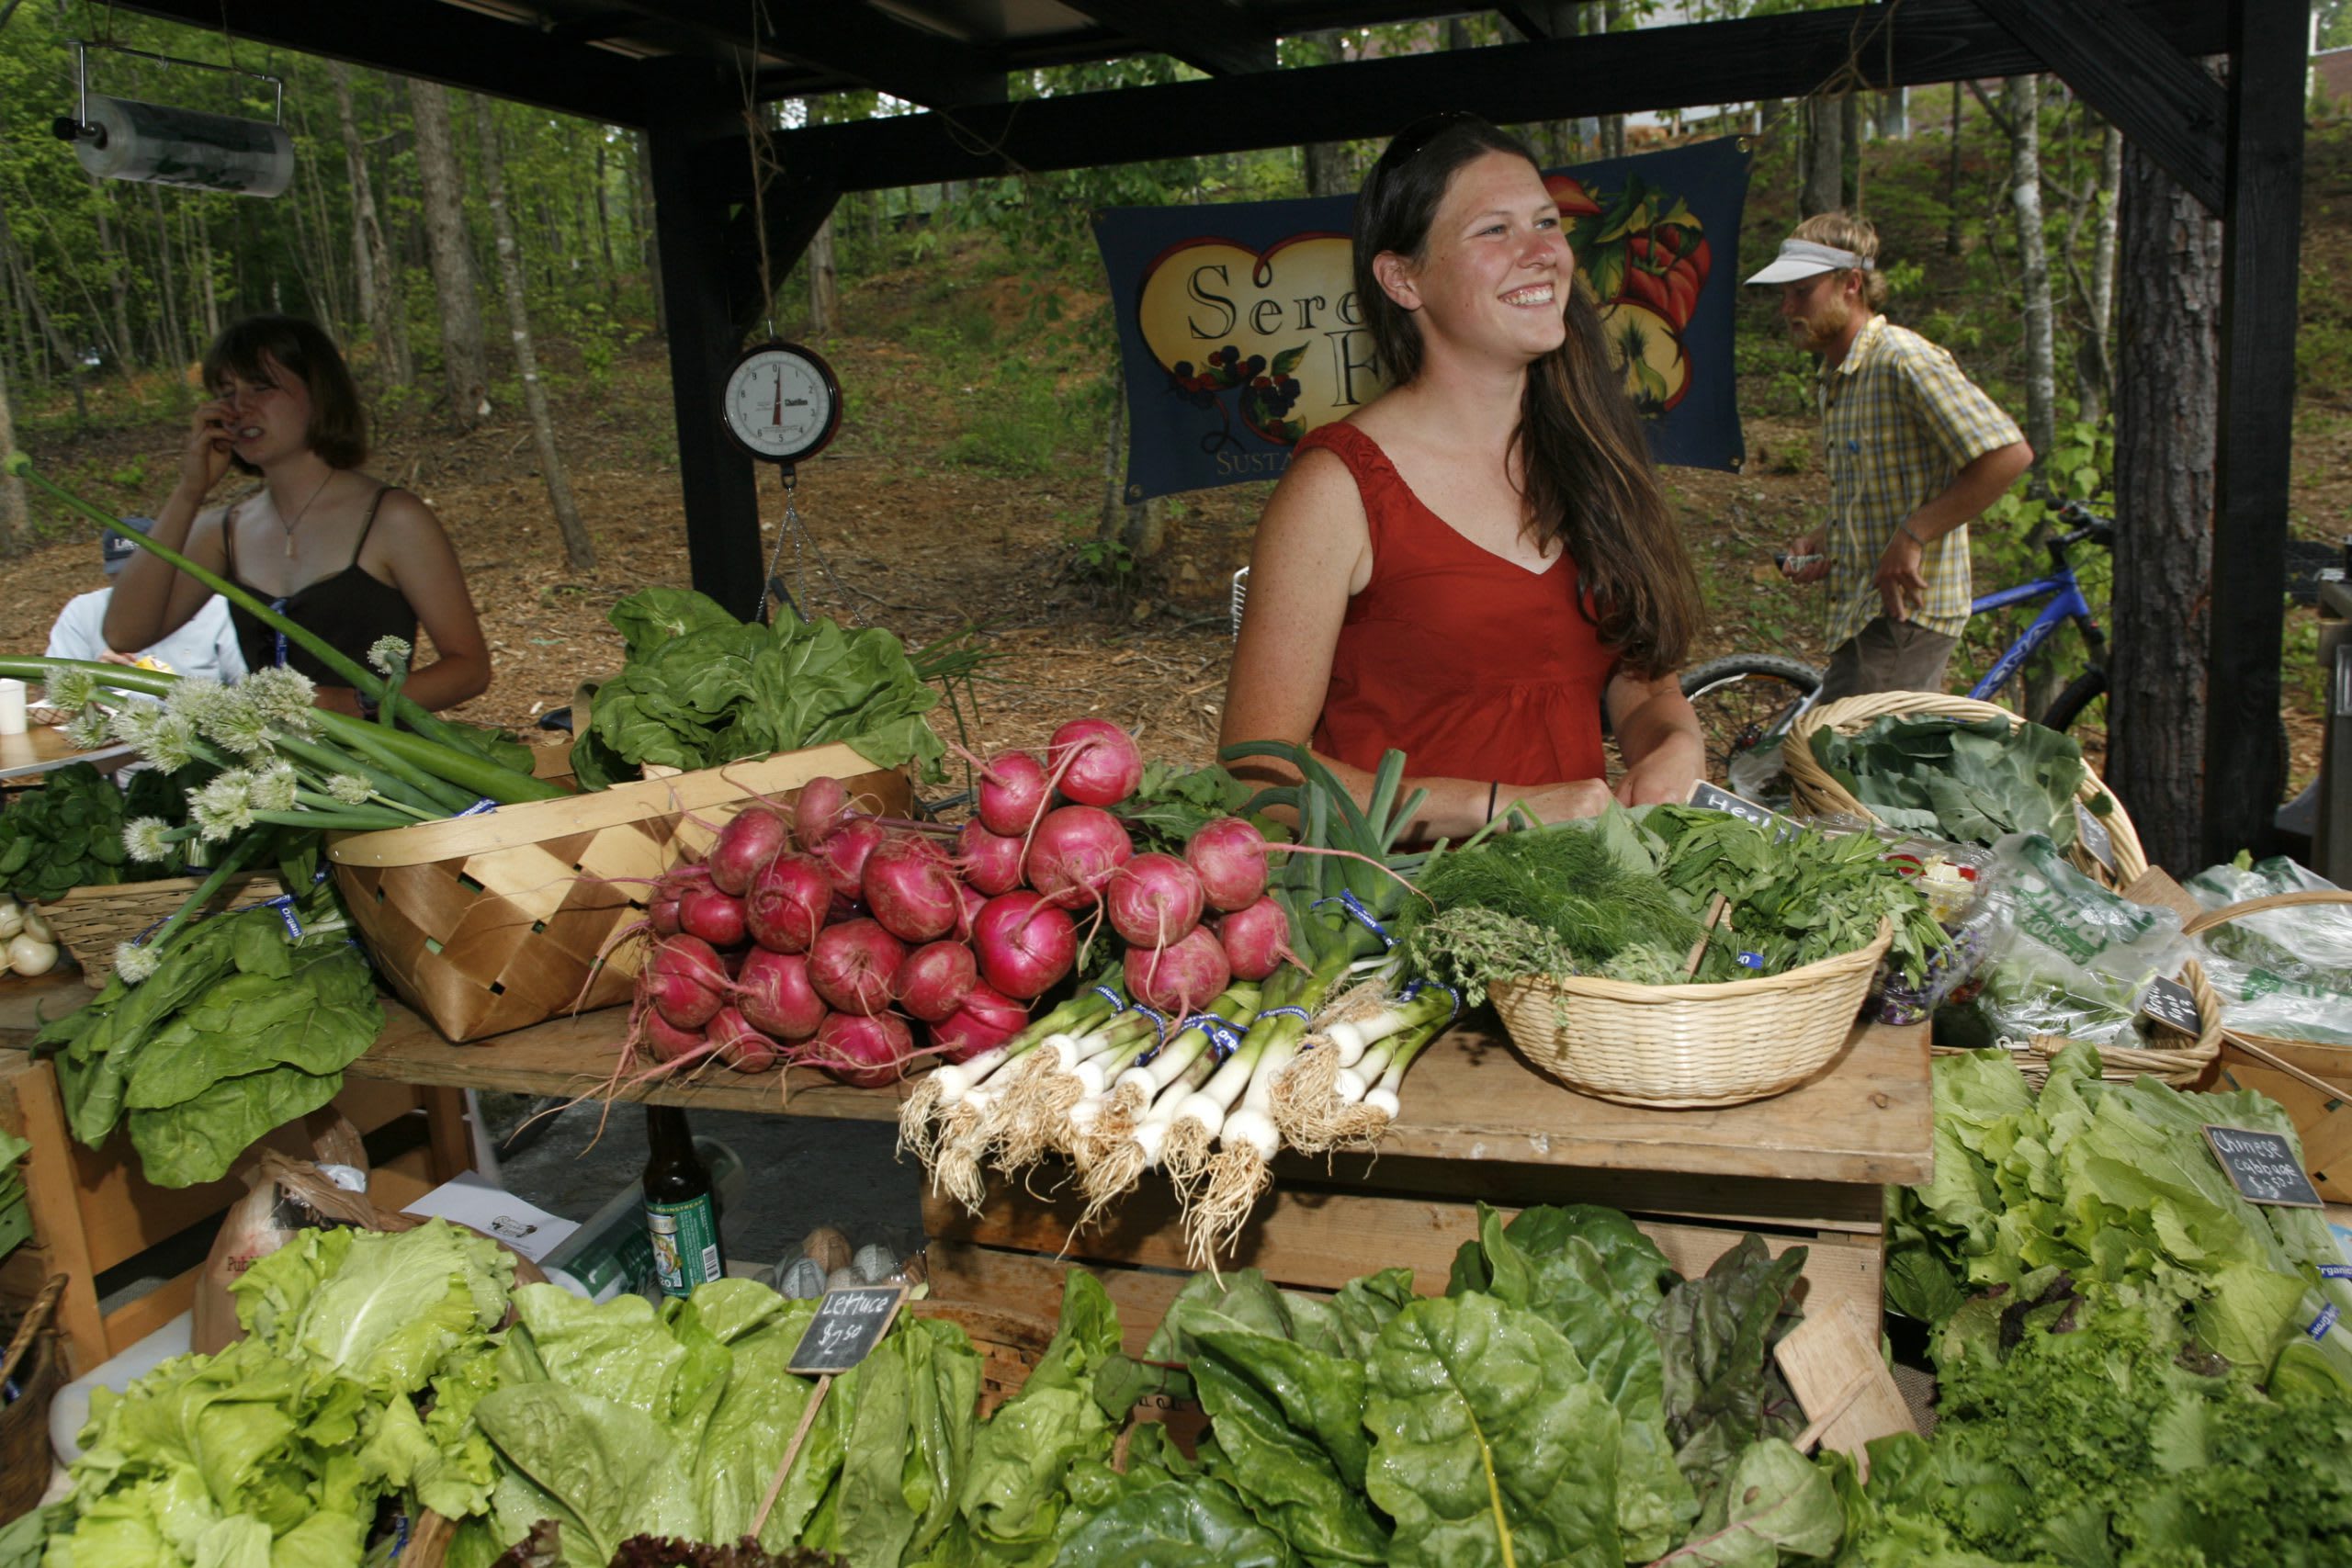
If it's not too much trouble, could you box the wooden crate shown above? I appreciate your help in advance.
[2213,1039,2352,1204]
[0,1047,470,1375]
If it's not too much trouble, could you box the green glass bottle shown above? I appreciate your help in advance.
[642,1103,723,1296]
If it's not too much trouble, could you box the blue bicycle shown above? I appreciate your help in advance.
[1680,500,2114,792]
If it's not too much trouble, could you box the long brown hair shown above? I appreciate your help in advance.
[1354,114,1699,674]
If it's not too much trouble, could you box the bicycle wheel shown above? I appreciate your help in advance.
[1679,654,1822,795]
[2039,668,2106,736]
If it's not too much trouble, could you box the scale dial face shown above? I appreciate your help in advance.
[720,341,842,465]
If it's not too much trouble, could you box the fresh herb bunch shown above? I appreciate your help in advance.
[0,761,197,901]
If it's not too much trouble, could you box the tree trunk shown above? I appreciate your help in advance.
[594,136,618,306]
[1945,81,1966,255]
[408,77,491,429]
[333,62,413,389]
[2109,142,2222,873]
[473,96,594,571]
[2005,75,2055,487]
[1800,95,1844,217]
[1097,361,1164,560]
[2076,124,2122,424]
[1875,86,1909,139]
[193,205,220,344]
[0,348,25,556]
[86,180,133,371]
[146,186,186,367]
[1840,88,1863,210]
[807,215,839,335]
[634,130,666,339]
[1300,30,1353,196]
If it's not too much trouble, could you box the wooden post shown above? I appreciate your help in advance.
[2203,0,2309,863]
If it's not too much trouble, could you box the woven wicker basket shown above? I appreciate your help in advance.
[2182,890,2352,1057]
[326,743,910,1043]
[1932,958,2225,1089]
[40,872,288,988]
[1782,691,2148,889]
[1488,918,1892,1108]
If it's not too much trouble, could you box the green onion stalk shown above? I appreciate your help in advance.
[3,451,559,784]
[1074,981,1266,1235]
[1183,741,1448,1266]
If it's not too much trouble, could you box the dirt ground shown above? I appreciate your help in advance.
[0,318,2328,797]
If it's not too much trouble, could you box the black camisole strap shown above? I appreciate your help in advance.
[348,483,391,569]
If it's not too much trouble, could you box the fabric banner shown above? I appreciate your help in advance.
[1095,135,1750,502]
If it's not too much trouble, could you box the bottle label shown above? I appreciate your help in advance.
[644,1194,723,1296]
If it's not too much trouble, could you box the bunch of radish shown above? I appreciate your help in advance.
[619,718,1288,1102]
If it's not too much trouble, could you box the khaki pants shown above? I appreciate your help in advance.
[1815,616,1961,705]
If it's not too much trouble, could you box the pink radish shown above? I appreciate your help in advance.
[808,1010,914,1089]
[863,835,963,942]
[1046,717,1144,807]
[641,1005,706,1064]
[707,1006,783,1073]
[1124,923,1233,1016]
[1106,852,1206,948]
[956,820,1025,897]
[708,805,791,897]
[737,948,827,1041]
[977,750,1052,837]
[1216,896,1298,981]
[817,818,888,899]
[793,775,853,848]
[647,934,729,1030]
[1023,805,1133,909]
[676,883,749,949]
[807,918,908,1017]
[955,880,988,935]
[1186,817,1272,912]
[898,940,978,1022]
[972,890,1078,999]
[931,983,1028,1064]
[648,863,714,938]
[745,852,832,954]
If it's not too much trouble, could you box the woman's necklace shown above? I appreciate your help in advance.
[277,470,337,559]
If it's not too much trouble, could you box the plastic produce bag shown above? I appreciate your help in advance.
[1935,832,2186,1051]
[2183,857,2352,1044]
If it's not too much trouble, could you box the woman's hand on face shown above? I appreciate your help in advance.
[178,400,236,499]
[1502,778,1615,826]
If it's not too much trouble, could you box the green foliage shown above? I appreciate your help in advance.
[1806,710,2093,849]
[0,761,193,900]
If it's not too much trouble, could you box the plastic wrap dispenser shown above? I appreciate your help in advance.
[51,40,291,199]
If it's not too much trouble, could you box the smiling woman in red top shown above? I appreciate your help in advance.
[1221,113,1705,836]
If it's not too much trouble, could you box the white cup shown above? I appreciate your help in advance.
[0,679,26,737]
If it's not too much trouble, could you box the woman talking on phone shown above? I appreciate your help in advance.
[1220,112,1704,835]
[104,315,492,716]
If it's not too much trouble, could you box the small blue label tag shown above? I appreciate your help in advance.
[2312,1303,2341,1341]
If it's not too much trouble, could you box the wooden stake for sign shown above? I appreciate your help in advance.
[750,1373,831,1539]
[1683,894,1730,978]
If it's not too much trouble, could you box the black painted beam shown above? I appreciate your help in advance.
[757,0,2224,195]
[758,0,1008,107]
[1495,2,1589,42]
[2203,0,2308,863]
[645,69,767,622]
[1972,0,2225,215]
[108,0,647,126]
[1056,0,1277,76]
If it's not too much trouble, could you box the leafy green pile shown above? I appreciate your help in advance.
[1402,805,1939,999]
[1885,1043,2352,1384]
[0,761,195,900]
[1107,760,1257,855]
[0,1128,28,1262]
[1832,1286,2352,1567]
[40,863,381,1187]
[1807,713,2099,851]
[570,590,951,789]
[46,1219,514,1568]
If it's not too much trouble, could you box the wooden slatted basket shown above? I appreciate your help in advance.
[325,744,910,1043]
[40,872,288,988]
[1488,919,1892,1108]
[1782,691,2148,889]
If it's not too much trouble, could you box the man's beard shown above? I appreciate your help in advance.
[1788,294,1853,353]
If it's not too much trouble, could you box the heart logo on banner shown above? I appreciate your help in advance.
[1132,235,1378,446]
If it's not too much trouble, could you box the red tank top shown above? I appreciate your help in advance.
[1304,422,1619,784]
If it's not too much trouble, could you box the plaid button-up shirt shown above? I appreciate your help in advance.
[1816,315,2023,648]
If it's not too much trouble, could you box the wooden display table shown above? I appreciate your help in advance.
[0,725,134,785]
[348,996,1931,1353]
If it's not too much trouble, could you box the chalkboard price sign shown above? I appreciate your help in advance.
[2203,1124,2324,1209]
[1688,781,1800,842]
[2074,802,2119,874]
[2139,976,2202,1038]
[789,1283,908,1374]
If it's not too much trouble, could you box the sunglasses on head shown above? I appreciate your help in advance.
[1375,110,1485,172]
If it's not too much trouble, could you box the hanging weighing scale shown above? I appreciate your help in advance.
[718,341,844,623]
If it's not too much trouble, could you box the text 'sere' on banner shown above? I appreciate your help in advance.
[1095,136,1751,502]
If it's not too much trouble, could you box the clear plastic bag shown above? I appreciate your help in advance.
[2181,859,2352,1043]
[1934,832,2186,1051]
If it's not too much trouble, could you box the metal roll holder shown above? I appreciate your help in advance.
[50,39,292,198]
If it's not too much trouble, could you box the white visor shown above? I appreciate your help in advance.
[1745,238,1872,286]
